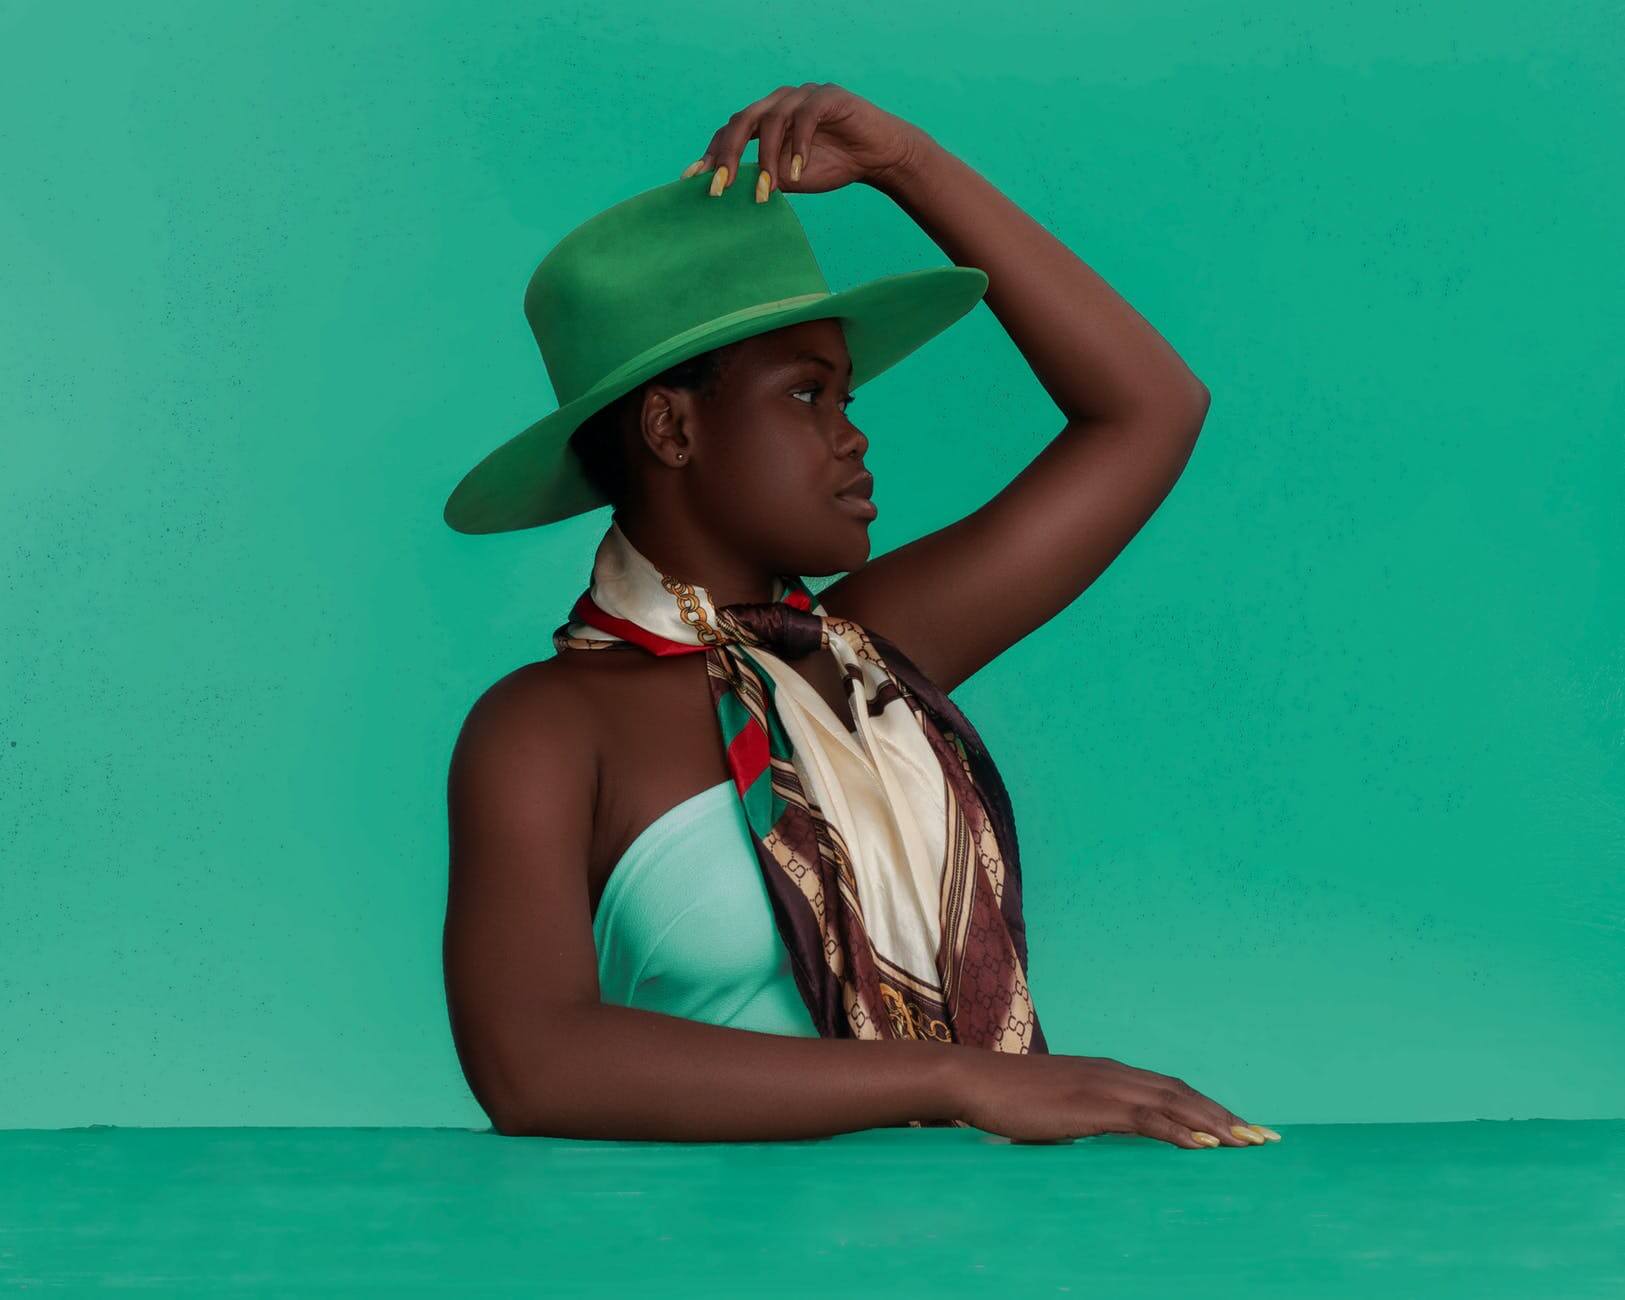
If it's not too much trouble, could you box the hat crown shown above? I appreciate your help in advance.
[523,162,832,405]
[443,161,989,535]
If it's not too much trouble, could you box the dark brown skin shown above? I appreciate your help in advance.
[445,84,1280,1150]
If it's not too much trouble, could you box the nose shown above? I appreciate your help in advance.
[835,419,868,461]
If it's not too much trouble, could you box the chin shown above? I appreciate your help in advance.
[842,526,874,569]
[835,534,872,572]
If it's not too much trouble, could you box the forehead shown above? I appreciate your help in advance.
[739,318,852,376]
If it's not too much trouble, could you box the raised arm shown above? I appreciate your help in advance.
[818,116,1211,692]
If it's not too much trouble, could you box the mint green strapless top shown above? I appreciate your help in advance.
[591,780,821,1038]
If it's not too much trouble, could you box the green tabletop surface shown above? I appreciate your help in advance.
[4,1120,1621,1296]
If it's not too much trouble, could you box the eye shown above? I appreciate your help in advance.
[792,383,856,413]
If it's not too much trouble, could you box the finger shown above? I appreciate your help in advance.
[776,133,798,190]
[700,118,735,195]
[699,115,745,195]
[703,86,799,197]
[1121,1103,1217,1151]
[1166,1078,1273,1145]
[1131,1082,1253,1146]
[1213,1107,1273,1144]
[776,104,810,188]
[784,85,827,184]
[1169,1089,1266,1147]
[755,83,816,198]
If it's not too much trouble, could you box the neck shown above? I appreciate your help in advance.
[614,508,780,608]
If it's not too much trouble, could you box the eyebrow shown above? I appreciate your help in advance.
[789,351,853,382]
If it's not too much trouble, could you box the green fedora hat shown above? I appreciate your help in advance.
[442,159,989,535]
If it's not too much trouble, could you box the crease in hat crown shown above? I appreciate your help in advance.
[443,159,990,535]
[522,161,836,408]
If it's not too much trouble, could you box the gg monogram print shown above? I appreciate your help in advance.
[555,518,1046,1126]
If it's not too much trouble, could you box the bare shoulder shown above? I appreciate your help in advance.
[452,654,601,751]
[442,654,615,1133]
[447,655,604,821]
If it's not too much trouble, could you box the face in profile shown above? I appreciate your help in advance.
[665,317,876,579]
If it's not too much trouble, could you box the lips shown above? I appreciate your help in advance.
[833,486,878,521]
[836,471,874,500]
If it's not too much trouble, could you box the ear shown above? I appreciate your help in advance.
[636,384,696,470]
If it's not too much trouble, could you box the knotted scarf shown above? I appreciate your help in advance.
[553,517,1048,1070]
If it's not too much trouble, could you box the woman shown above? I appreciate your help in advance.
[442,83,1278,1150]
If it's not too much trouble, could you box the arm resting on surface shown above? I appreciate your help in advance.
[494,1002,967,1141]
[442,662,974,1143]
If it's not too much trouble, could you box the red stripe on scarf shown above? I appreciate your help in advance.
[568,593,703,657]
[725,716,771,796]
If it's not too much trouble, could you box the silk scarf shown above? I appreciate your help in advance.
[553,516,1048,1066]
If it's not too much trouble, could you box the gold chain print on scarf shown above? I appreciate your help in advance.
[551,516,1048,1060]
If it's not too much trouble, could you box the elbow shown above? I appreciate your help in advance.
[1176,382,1210,446]
[484,1071,574,1136]
[489,1098,565,1139]
[477,1070,565,1138]
[1144,376,1209,440]
[488,1103,536,1138]
[486,1077,591,1139]
[1185,379,1211,424]
[483,1092,538,1137]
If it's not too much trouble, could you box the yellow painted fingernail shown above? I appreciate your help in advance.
[1191,1131,1220,1147]
[756,170,772,202]
[790,153,803,181]
[1250,1124,1282,1141]
[1230,1124,1265,1144]
[709,164,728,197]
[680,158,705,180]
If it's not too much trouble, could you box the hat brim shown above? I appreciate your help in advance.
[442,263,989,535]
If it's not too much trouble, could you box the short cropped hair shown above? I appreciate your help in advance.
[567,343,741,510]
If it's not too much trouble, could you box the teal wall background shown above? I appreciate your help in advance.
[2,1,1620,1129]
